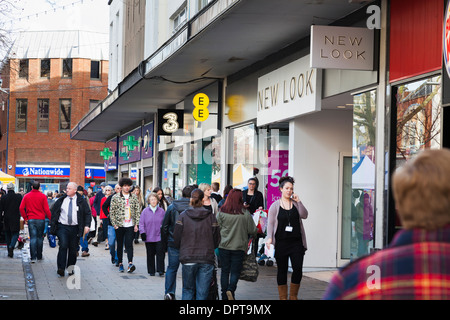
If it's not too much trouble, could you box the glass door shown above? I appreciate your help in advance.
[338,153,353,266]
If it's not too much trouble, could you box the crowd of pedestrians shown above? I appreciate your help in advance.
[1,148,449,301]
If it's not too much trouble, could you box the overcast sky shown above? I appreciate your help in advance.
[6,0,109,34]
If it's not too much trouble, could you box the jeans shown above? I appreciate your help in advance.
[56,224,79,270]
[165,246,180,295]
[145,241,165,274]
[28,219,45,260]
[115,226,134,264]
[5,230,19,250]
[181,263,214,300]
[79,233,89,252]
[108,225,118,261]
[219,248,245,299]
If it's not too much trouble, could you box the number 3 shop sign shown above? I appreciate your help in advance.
[157,109,184,136]
[257,54,321,126]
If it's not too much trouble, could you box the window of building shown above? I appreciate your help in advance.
[41,59,51,78]
[173,6,187,32]
[198,0,213,11]
[16,99,27,131]
[59,99,71,131]
[90,60,101,79]
[62,58,73,78]
[37,99,49,132]
[19,59,29,79]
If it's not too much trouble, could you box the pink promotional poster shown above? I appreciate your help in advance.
[267,150,289,209]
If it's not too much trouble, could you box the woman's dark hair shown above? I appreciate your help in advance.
[220,189,245,215]
[190,188,204,208]
[119,177,133,187]
[248,177,259,190]
[279,176,295,190]
[153,186,169,207]
[222,184,233,197]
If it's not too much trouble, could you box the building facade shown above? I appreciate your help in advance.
[71,0,448,268]
[0,30,109,193]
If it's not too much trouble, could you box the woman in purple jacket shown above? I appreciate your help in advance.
[139,192,166,276]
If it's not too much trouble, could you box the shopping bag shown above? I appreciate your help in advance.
[240,238,259,282]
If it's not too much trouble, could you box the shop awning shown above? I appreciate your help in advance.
[0,171,17,185]
[71,0,371,143]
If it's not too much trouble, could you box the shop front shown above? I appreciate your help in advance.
[158,82,222,199]
[221,17,381,268]
[15,164,70,193]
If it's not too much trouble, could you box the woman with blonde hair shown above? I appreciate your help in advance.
[198,183,218,216]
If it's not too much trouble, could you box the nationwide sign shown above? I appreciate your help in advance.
[15,166,70,178]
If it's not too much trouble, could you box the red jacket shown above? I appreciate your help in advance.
[19,189,51,221]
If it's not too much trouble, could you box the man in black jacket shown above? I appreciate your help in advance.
[50,182,91,277]
[0,183,23,258]
[161,185,194,300]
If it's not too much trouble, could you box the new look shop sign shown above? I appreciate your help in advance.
[257,54,321,126]
[310,25,374,71]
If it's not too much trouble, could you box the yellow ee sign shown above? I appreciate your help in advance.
[193,93,210,122]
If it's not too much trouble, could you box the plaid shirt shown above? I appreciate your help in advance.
[323,225,450,300]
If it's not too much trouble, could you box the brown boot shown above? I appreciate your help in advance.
[289,283,300,300]
[278,284,288,300]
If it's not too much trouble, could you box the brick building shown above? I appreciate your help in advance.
[0,30,109,192]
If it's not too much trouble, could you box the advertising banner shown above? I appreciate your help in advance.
[266,150,289,209]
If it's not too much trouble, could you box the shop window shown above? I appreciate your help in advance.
[16,99,27,131]
[41,59,51,78]
[37,99,49,132]
[62,58,72,78]
[391,75,442,234]
[229,123,256,189]
[59,99,71,131]
[350,89,377,259]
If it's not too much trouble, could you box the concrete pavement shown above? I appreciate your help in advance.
[0,236,334,301]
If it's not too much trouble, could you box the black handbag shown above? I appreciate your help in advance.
[239,238,259,282]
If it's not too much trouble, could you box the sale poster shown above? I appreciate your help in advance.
[267,150,289,209]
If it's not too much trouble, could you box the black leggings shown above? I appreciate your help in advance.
[274,241,305,285]
[115,226,134,264]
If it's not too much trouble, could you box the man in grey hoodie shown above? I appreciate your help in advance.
[161,185,195,300]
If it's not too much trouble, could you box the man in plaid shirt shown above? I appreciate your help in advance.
[323,149,450,300]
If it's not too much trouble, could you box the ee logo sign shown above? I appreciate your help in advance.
[193,93,210,122]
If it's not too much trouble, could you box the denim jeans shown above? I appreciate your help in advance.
[56,224,79,270]
[181,263,214,300]
[28,219,45,260]
[165,246,180,295]
[5,230,19,250]
[219,248,245,299]
[108,225,118,261]
[79,233,89,252]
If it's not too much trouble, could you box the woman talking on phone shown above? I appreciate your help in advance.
[266,176,308,300]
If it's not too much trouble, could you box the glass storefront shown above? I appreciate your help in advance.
[391,75,442,233]
[340,89,377,260]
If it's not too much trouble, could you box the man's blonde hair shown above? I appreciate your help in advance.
[392,148,450,230]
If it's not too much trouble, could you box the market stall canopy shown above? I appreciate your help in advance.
[352,156,375,190]
[0,171,17,185]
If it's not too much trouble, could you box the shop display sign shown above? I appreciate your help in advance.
[267,150,289,209]
[15,165,70,178]
[118,127,142,165]
[142,122,154,159]
[157,109,184,136]
[310,25,374,71]
[444,0,450,79]
[257,54,321,126]
[192,93,210,122]
[104,137,118,171]
[85,168,106,179]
